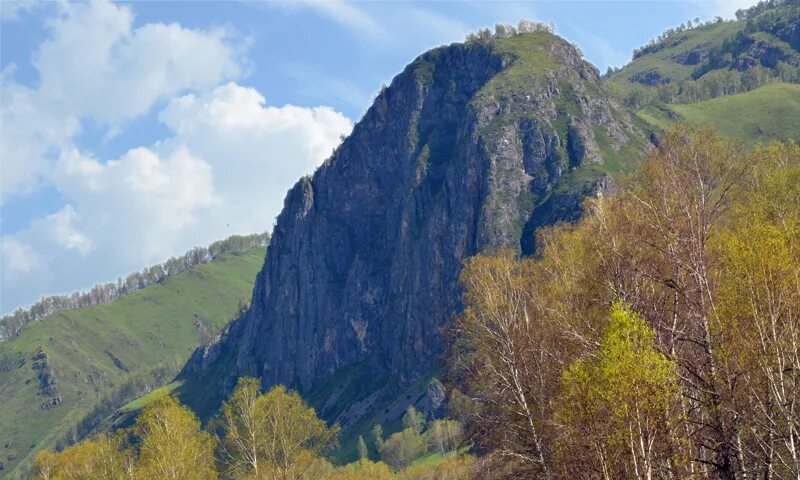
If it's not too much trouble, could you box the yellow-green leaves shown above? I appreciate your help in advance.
[556,303,681,480]
[216,378,339,480]
[29,434,131,480]
[134,396,217,480]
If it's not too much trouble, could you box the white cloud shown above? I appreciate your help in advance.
[0,0,241,200]
[156,81,352,239]
[1,0,352,313]
[1,237,42,274]
[2,82,352,313]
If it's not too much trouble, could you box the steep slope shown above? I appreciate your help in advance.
[179,31,647,450]
[0,246,264,479]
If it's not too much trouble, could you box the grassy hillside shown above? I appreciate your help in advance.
[0,246,264,479]
[637,83,800,146]
[668,83,800,144]
[610,20,743,94]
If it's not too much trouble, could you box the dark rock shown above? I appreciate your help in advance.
[105,350,130,373]
[673,45,711,65]
[630,68,670,85]
[40,396,62,409]
[32,348,60,397]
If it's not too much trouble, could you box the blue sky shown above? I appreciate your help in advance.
[0,0,754,314]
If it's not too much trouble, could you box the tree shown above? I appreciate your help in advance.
[555,303,683,480]
[29,434,130,480]
[357,436,369,460]
[215,380,339,480]
[714,141,800,478]
[402,406,425,435]
[454,251,567,476]
[380,430,425,471]
[450,126,792,478]
[330,459,394,480]
[133,396,217,480]
[214,377,264,478]
[372,425,385,451]
[428,419,464,455]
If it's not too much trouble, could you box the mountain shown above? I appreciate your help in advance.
[0,242,265,479]
[178,29,647,459]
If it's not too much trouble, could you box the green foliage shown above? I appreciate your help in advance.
[610,3,800,107]
[28,383,472,480]
[133,396,217,480]
[668,83,800,145]
[380,429,426,471]
[473,32,557,106]
[29,434,130,480]
[214,379,340,479]
[426,420,464,456]
[329,459,395,480]
[401,407,426,435]
[636,83,800,146]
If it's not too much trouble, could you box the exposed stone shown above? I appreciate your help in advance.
[630,68,669,85]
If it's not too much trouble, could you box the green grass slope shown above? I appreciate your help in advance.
[637,83,800,146]
[669,83,800,145]
[0,247,264,479]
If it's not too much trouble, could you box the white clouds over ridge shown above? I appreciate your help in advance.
[1,1,352,313]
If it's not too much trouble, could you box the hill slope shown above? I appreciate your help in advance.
[609,0,799,107]
[637,83,800,145]
[0,246,264,479]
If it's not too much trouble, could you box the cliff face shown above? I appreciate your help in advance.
[182,32,645,421]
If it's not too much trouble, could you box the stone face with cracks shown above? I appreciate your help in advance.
[182,33,644,422]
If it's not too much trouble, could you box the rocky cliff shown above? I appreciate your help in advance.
[180,32,647,430]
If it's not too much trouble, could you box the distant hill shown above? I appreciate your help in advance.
[609,0,799,108]
[0,243,265,479]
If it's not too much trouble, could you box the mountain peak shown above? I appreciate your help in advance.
[179,29,647,434]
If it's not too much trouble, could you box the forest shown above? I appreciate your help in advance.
[452,125,800,479]
[25,125,800,479]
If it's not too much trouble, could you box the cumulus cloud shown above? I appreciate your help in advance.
[2,82,351,313]
[1,0,241,199]
[1,2,352,313]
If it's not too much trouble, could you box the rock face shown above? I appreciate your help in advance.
[182,32,644,420]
